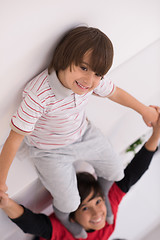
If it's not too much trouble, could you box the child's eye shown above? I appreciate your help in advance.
[80,66,87,71]
[95,73,103,79]
[82,207,88,211]
[95,73,101,77]
[95,73,103,80]
[96,199,101,205]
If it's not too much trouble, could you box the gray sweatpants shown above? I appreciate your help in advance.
[25,122,124,212]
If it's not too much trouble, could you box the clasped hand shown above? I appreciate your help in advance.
[143,105,160,127]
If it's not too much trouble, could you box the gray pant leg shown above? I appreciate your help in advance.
[31,152,80,212]
[74,123,124,181]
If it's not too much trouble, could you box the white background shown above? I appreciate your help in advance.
[0,1,160,239]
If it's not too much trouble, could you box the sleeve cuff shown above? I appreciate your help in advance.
[10,206,28,223]
[143,144,158,154]
[10,121,32,136]
[106,85,116,97]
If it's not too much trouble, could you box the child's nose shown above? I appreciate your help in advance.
[85,73,94,85]
[91,207,99,216]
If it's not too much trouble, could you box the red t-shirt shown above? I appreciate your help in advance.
[40,183,125,240]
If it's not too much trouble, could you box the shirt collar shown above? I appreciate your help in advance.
[47,70,73,100]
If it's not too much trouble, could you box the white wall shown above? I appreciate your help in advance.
[0,0,160,144]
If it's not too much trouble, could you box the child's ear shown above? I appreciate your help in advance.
[70,218,76,223]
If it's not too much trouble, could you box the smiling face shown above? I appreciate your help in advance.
[74,190,107,231]
[49,27,113,78]
[57,52,103,95]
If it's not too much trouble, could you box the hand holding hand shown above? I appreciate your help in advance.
[145,111,160,151]
[152,111,160,137]
[142,105,159,127]
[0,190,9,209]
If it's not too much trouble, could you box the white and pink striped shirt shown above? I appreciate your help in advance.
[11,69,115,149]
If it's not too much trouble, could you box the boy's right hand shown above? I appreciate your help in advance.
[0,190,9,209]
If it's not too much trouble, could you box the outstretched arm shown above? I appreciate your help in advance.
[116,113,160,193]
[0,130,24,192]
[0,191,52,239]
[108,87,158,127]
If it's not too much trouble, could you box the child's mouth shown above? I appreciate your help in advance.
[90,215,104,225]
[76,81,89,90]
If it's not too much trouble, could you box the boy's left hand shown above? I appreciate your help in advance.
[142,105,159,127]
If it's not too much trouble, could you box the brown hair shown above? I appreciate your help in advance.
[48,26,113,76]
[69,172,104,220]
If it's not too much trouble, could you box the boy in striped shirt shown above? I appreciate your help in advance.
[0,26,158,238]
